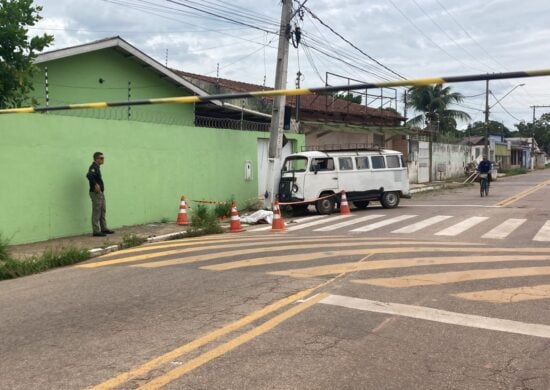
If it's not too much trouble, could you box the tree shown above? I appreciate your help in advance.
[333,91,362,104]
[513,113,550,154]
[0,0,53,108]
[406,85,471,136]
[465,120,511,138]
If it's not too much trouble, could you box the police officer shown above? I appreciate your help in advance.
[87,152,114,237]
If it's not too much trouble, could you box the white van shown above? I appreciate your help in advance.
[278,148,411,214]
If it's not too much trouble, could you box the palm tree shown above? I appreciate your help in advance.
[406,85,471,134]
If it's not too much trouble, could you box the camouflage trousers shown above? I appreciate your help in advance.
[89,192,108,233]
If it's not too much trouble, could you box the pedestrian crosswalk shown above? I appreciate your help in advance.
[247,213,550,241]
[78,233,550,305]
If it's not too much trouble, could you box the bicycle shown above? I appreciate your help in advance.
[479,173,489,197]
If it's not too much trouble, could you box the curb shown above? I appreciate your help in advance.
[410,184,445,194]
[87,230,188,258]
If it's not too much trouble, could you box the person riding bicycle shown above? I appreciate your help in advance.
[477,156,492,184]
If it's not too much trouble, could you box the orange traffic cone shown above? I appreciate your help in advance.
[229,202,246,233]
[176,196,189,225]
[271,200,285,232]
[340,191,351,215]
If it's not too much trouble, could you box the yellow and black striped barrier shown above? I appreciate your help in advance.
[2,69,550,114]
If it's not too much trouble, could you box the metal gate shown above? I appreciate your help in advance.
[418,141,430,183]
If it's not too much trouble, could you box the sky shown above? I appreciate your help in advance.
[32,0,550,130]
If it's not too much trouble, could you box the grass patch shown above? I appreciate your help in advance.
[121,234,146,249]
[0,247,90,281]
[500,167,528,176]
[0,233,10,262]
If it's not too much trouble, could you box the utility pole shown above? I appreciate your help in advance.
[265,0,292,207]
[484,79,490,159]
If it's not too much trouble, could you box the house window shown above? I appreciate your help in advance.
[338,157,353,170]
[373,134,385,147]
[356,157,370,169]
[386,155,400,168]
[371,156,386,169]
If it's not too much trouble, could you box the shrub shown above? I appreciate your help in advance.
[190,204,223,235]
[214,197,234,219]
[121,234,146,249]
[0,233,10,262]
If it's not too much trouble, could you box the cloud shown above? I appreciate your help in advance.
[30,0,550,129]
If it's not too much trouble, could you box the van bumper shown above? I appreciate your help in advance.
[401,193,412,199]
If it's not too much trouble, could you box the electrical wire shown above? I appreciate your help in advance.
[304,6,406,80]
[387,0,481,73]
[410,0,492,72]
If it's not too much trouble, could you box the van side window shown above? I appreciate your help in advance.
[386,155,400,168]
[356,157,370,169]
[338,157,353,170]
[310,158,335,171]
[371,156,386,169]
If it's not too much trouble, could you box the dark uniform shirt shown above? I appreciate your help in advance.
[87,162,104,192]
[477,160,492,174]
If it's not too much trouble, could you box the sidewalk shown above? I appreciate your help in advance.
[7,181,465,261]
[8,222,191,260]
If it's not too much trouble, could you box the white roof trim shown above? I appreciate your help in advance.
[35,37,206,97]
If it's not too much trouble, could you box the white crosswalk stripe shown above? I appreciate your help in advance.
[248,215,326,232]
[314,214,385,232]
[435,217,488,236]
[286,214,352,231]
[246,213,550,242]
[533,221,550,242]
[392,215,452,234]
[482,218,527,239]
[350,215,417,233]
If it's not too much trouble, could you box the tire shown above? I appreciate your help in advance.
[353,200,369,209]
[380,192,400,208]
[315,195,335,215]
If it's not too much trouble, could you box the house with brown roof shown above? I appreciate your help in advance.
[173,70,409,153]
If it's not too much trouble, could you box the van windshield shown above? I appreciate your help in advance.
[282,156,308,172]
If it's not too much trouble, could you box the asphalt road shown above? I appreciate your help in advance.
[1,170,550,389]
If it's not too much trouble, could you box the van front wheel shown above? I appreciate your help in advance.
[316,196,335,215]
[381,192,400,208]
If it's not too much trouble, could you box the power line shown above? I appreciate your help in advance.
[165,0,276,34]
[490,91,521,121]
[303,6,406,80]
[387,0,481,73]
[410,0,492,72]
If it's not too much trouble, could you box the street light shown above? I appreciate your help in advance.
[484,82,526,158]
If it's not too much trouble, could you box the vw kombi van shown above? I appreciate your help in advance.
[278,148,411,214]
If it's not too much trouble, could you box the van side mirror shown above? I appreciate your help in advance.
[313,165,318,174]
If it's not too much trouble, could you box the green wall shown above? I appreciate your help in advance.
[30,48,194,125]
[0,115,302,244]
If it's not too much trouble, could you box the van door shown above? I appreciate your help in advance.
[304,157,338,198]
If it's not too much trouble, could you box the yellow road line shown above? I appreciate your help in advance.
[98,234,436,259]
[90,288,317,390]
[357,266,550,288]
[268,254,550,278]
[495,180,550,207]
[132,241,476,269]
[201,247,550,272]
[138,293,328,389]
[453,284,550,303]
[99,235,285,257]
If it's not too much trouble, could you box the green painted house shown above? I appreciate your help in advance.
[1,37,302,244]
